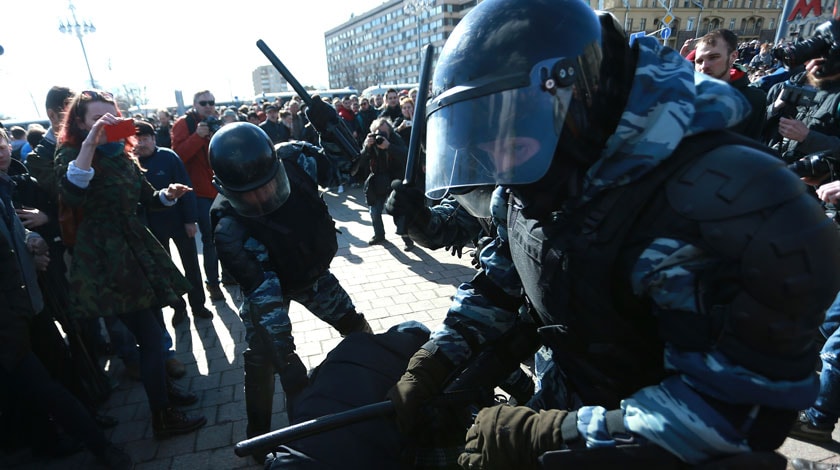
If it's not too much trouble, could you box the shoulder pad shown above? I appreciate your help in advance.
[666,144,805,221]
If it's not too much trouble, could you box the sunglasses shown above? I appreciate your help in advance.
[198,100,215,107]
[80,90,114,101]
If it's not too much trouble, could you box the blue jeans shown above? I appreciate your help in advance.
[106,310,175,367]
[805,290,840,427]
[196,196,219,286]
[118,308,170,411]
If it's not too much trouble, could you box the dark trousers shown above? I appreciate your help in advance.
[152,227,206,309]
[196,197,219,286]
[0,350,108,455]
[118,308,169,411]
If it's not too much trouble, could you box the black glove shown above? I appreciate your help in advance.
[458,404,568,470]
[304,96,339,135]
[386,345,453,433]
[470,236,494,269]
[385,180,431,229]
[445,244,464,258]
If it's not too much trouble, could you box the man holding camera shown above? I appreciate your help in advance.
[765,57,840,159]
[764,23,840,448]
[172,90,224,302]
[358,117,413,250]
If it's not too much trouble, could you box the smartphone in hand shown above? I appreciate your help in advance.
[105,119,138,142]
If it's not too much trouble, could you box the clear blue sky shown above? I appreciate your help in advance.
[0,0,385,122]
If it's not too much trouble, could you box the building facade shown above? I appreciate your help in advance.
[591,0,785,48]
[324,0,481,91]
[252,65,290,96]
[324,0,835,93]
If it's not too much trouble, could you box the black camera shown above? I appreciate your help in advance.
[773,19,840,77]
[787,150,838,178]
[779,81,818,108]
[204,115,223,134]
[369,132,386,146]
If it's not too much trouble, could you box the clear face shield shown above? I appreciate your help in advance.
[221,163,291,218]
[424,59,575,217]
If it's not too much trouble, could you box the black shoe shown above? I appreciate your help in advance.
[96,443,134,469]
[167,381,198,407]
[171,307,187,327]
[165,357,186,379]
[368,235,385,245]
[191,305,214,319]
[206,282,224,301]
[95,413,119,429]
[152,407,206,440]
[403,239,415,251]
[32,432,84,458]
[790,410,834,443]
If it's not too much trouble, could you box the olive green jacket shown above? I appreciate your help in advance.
[55,145,190,318]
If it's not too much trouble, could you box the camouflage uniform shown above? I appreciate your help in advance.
[211,156,371,448]
[428,37,840,464]
[55,145,190,319]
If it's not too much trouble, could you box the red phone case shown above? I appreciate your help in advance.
[104,119,137,142]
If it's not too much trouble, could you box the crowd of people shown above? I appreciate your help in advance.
[3,0,840,468]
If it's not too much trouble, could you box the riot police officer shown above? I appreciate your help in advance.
[208,122,372,460]
[386,0,840,468]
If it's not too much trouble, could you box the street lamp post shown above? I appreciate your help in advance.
[404,0,434,81]
[59,0,97,88]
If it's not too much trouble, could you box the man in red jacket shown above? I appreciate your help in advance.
[171,90,225,301]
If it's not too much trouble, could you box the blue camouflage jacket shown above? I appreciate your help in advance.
[428,37,821,464]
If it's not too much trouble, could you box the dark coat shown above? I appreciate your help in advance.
[730,70,767,140]
[0,174,41,371]
[137,146,197,237]
[359,132,407,206]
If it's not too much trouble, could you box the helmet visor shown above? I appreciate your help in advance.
[425,60,574,200]
[225,165,291,217]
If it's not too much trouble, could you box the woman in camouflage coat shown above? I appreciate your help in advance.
[55,90,206,439]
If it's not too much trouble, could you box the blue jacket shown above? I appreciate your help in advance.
[138,147,197,238]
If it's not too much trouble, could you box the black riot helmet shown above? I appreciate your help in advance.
[424,0,631,217]
[209,122,291,217]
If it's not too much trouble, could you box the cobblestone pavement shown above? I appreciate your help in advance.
[2,185,838,469]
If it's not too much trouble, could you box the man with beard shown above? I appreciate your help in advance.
[766,56,840,159]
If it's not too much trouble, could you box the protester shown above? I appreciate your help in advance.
[0,127,133,468]
[54,89,206,439]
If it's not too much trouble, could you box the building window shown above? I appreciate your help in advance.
[730,18,736,29]
[687,17,696,30]
[627,18,634,31]
[640,18,647,31]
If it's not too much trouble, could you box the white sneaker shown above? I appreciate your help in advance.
[337,185,345,193]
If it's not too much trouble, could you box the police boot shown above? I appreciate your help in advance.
[152,407,207,440]
[278,352,309,418]
[244,349,276,463]
[333,312,373,336]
